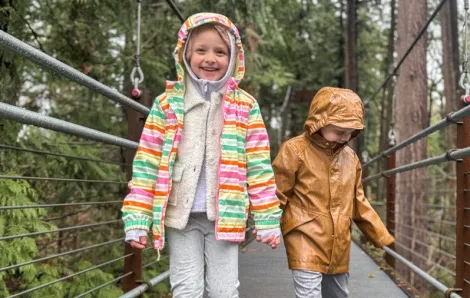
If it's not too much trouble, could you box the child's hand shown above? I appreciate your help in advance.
[130,236,147,249]
[252,229,281,249]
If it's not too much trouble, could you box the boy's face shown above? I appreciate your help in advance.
[320,125,357,144]
[188,28,230,81]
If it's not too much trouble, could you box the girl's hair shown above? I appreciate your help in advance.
[185,23,231,61]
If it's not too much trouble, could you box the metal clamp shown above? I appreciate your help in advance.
[381,172,390,178]
[444,288,462,298]
[388,127,396,146]
[445,112,463,125]
[445,149,463,162]
[361,150,369,163]
[460,71,470,94]
[136,279,153,289]
[130,66,144,87]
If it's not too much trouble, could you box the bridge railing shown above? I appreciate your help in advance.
[354,0,468,296]
[359,76,469,298]
[0,1,187,296]
[0,29,168,298]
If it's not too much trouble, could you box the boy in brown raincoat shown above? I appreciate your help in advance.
[272,87,394,298]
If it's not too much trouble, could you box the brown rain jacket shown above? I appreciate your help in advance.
[273,87,394,274]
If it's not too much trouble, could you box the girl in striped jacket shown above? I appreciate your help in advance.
[122,13,282,297]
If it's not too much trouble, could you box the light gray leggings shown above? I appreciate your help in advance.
[292,269,349,298]
[166,213,240,298]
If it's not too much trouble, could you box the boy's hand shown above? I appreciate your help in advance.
[252,229,281,249]
[130,236,147,249]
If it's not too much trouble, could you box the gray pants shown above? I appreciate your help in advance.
[292,269,349,298]
[166,213,240,298]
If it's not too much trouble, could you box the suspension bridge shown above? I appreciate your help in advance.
[0,0,469,297]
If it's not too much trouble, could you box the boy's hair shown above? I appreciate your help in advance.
[185,23,231,61]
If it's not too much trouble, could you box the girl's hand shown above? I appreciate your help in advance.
[252,229,281,249]
[130,236,147,249]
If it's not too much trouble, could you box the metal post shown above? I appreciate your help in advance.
[360,151,369,245]
[456,101,470,296]
[122,86,153,294]
[385,150,396,269]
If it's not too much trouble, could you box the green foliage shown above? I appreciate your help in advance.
[0,178,56,296]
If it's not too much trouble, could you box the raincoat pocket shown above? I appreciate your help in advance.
[281,202,321,236]
[168,163,185,206]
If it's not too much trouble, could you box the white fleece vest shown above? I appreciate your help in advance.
[164,79,224,229]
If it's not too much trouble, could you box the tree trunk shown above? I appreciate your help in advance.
[394,0,429,293]
[378,0,396,203]
[344,0,359,153]
[440,0,459,183]
[337,0,345,88]
[278,86,292,148]
[344,0,358,92]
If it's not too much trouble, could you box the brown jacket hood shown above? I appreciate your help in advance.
[304,87,365,136]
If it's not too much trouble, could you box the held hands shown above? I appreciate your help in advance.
[130,236,147,249]
[252,229,281,249]
[128,230,282,249]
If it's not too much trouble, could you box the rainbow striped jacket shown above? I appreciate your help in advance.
[122,13,282,250]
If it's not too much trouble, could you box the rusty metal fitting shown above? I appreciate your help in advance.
[136,279,153,289]
[444,288,462,298]
[445,149,463,162]
[446,112,463,125]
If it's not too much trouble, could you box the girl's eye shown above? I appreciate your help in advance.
[216,50,227,56]
[196,49,206,53]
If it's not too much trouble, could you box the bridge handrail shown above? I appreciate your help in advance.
[384,247,462,298]
[362,146,470,183]
[363,104,470,169]
[0,30,150,115]
[0,102,138,149]
[0,144,126,165]
[119,270,170,298]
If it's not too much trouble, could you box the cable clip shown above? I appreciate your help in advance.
[460,68,470,104]
[130,65,144,99]
[361,150,369,163]
[388,127,396,146]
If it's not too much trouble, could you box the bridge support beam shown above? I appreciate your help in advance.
[123,87,153,295]
[385,149,396,270]
[456,98,470,296]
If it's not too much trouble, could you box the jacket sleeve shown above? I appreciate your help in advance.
[245,101,282,230]
[353,157,394,248]
[121,95,167,233]
[272,142,299,210]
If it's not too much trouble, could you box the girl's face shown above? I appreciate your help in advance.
[320,125,357,144]
[188,28,230,81]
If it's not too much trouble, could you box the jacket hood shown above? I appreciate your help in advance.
[174,13,245,85]
[304,87,365,136]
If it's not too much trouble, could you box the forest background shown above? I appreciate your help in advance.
[0,0,462,297]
